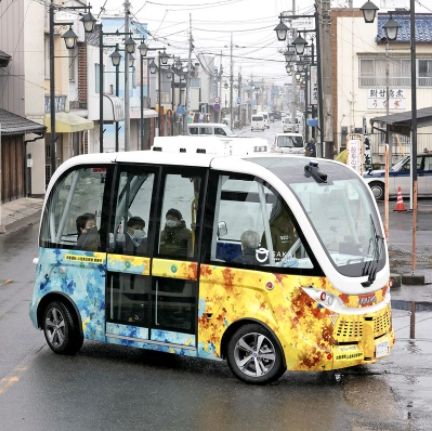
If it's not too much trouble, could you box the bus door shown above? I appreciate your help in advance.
[150,168,206,348]
[105,165,157,342]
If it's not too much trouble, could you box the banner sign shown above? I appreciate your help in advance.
[367,88,405,110]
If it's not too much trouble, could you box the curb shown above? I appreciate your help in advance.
[391,299,432,312]
[391,273,428,286]
[0,210,41,235]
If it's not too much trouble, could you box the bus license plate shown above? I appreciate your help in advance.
[376,340,390,358]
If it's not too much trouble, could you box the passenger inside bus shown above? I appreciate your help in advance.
[159,208,193,258]
[233,230,261,265]
[261,200,297,262]
[76,213,100,250]
[124,216,147,255]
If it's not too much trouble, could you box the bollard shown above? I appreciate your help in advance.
[410,301,416,339]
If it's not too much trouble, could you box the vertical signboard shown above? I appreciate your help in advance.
[347,139,364,175]
[309,65,318,106]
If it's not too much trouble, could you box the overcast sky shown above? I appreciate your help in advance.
[91,0,429,83]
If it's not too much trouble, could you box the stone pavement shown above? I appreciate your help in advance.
[0,197,43,234]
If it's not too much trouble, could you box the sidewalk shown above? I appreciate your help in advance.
[0,197,43,234]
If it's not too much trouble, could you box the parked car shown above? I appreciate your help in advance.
[272,111,282,121]
[363,153,432,199]
[188,123,236,137]
[251,114,265,131]
[272,133,304,155]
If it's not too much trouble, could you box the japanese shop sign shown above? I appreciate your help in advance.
[367,88,405,110]
[347,139,364,175]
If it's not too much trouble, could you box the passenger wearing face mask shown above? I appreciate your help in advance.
[76,213,100,251]
[124,216,147,255]
[159,208,192,258]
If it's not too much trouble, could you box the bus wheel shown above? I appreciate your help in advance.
[227,324,286,384]
[43,301,83,355]
[369,182,384,200]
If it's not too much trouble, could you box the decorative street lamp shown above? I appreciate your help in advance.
[149,59,157,74]
[274,18,289,41]
[138,39,148,57]
[383,15,400,41]
[62,26,78,50]
[80,10,97,33]
[360,0,379,24]
[129,54,135,68]
[125,34,136,54]
[110,47,121,67]
[297,63,305,73]
[293,33,307,55]
[159,50,169,65]
[284,49,295,63]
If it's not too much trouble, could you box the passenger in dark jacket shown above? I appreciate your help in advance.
[233,230,261,265]
[159,209,193,258]
[76,213,100,251]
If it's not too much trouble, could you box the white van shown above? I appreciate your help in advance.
[188,123,235,137]
[153,136,269,156]
[251,114,265,131]
[272,133,305,155]
[261,112,270,129]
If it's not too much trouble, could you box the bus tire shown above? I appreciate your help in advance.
[369,182,384,200]
[227,323,286,384]
[43,301,83,355]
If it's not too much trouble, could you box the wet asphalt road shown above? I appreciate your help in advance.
[2,221,432,430]
[1,125,432,431]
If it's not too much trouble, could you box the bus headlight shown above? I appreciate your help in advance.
[304,287,336,308]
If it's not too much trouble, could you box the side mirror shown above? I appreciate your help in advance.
[217,221,228,237]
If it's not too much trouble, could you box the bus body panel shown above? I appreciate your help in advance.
[33,247,107,342]
[197,264,394,371]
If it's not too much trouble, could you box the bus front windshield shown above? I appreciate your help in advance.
[250,157,386,278]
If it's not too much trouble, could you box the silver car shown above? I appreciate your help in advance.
[363,153,432,199]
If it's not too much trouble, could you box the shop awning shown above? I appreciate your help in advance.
[44,112,94,133]
[104,95,124,122]
[129,107,159,120]
[0,109,45,136]
[370,107,432,136]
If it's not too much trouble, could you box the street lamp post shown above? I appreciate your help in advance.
[49,1,95,178]
[275,7,325,157]
[109,45,121,151]
[363,0,418,272]
[99,30,135,153]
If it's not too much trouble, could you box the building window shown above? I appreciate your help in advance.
[359,58,410,87]
[418,60,432,87]
[95,63,104,93]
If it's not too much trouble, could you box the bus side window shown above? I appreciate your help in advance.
[209,174,313,269]
[111,170,155,256]
[40,166,107,251]
[157,172,203,259]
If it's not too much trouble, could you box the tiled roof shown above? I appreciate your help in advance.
[377,13,432,43]
[0,109,46,136]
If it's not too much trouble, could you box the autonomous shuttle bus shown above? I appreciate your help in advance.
[30,152,393,384]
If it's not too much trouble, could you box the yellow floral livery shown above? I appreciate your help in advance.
[198,264,394,371]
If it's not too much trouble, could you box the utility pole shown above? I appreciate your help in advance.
[124,0,131,150]
[218,50,223,123]
[229,32,234,130]
[237,69,242,128]
[183,14,193,135]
